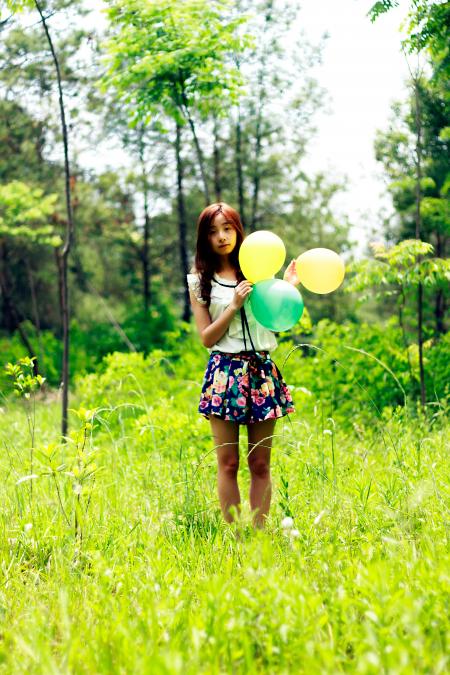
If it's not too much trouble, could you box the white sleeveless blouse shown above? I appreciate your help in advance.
[187,272,278,354]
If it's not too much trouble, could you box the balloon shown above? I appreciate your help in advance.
[295,248,345,294]
[239,230,286,283]
[250,279,304,332]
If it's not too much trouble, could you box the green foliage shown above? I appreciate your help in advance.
[0,180,60,246]
[0,337,448,671]
[2,0,34,10]
[369,0,450,81]
[4,355,45,398]
[281,317,449,425]
[102,0,251,125]
[0,294,192,391]
[347,239,450,299]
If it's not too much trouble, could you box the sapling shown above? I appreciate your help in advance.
[5,356,45,504]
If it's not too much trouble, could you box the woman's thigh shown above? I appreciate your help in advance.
[209,415,240,468]
[247,419,276,470]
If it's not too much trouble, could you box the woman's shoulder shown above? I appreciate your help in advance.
[187,268,199,280]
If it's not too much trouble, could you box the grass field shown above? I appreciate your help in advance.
[0,346,448,674]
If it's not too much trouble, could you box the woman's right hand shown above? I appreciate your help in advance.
[230,280,253,311]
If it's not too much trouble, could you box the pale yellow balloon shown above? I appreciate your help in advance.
[239,231,286,283]
[295,248,345,294]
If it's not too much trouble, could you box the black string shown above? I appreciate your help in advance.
[213,276,272,423]
[213,276,257,356]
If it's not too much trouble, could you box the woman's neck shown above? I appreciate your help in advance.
[215,264,237,280]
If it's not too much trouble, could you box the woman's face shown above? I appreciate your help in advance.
[208,212,237,257]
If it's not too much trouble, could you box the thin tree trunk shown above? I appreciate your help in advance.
[213,115,222,203]
[250,86,263,233]
[435,288,446,334]
[235,108,246,227]
[35,1,74,438]
[26,260,45,376]
[175,123,191,323]
[413,75,426,407]
[398,286,414,386]
[178,74,210,204]
[434,232,446,334]
[250,2,272,232]
[138,126,151,315]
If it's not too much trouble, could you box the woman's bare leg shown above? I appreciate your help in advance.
[247,418,276,529]
[210,416,240,523]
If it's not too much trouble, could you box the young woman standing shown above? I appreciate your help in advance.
[187,202,299,528]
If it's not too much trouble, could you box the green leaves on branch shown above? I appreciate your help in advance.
[4,356,45,398]
[369,1,449,83]
[346,239,450,298]
[101,0,252,126]
[2,0,34,10]
[0,180,61,246]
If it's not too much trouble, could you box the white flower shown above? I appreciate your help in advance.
[290,529,300,538]
[24,523,33,532]
[313,510,326,526]
[281,516,294,529]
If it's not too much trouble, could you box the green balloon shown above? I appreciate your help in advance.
[250,279,304,331]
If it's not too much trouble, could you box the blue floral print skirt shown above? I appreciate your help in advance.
[198,351,295,424]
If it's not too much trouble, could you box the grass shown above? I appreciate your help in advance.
[0,348,448,674]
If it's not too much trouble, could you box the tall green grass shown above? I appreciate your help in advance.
[0,342,448,673]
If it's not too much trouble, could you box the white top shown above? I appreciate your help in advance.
[187,272,278,354]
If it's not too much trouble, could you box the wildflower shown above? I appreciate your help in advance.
[24,523,33,532]
[290,529,300,538]
[314,510,326,526]
[281,516,294,529]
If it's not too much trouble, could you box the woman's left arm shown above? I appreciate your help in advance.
[283,260,300,286]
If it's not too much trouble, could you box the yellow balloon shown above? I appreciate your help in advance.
[239,231,286,283]
[295,248,345,294]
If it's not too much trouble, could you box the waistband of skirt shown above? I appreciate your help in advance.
[210,350,270,360]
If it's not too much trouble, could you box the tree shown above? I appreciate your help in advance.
[102,0,251,320]
[370,0,450,406]
[102,0,250,204]
[0,180,60,373]
[369,0,450,84]
[346,239,450,402]
[2,0,78,437]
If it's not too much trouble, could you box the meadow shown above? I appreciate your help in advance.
[0,328,448,674]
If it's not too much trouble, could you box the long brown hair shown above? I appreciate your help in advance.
[193,202,245,306]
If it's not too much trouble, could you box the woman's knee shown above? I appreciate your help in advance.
[218,456,239,476]
[248,458,270,479]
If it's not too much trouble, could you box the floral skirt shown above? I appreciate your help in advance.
[198,350,295,425]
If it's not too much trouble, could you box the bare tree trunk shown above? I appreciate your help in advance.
[175,123,191,323]
[398,286,414,386]
[69,174,89,294]
[26,260,45,376]
[178,74,210,204]
[213,115,222,203]
[235,108,246,227]
[35,1,74,438]
[250,84,263,233]
[434,232,446,334]
[413,75,426,407]
[138,126,151,315]
[249,2,272,233]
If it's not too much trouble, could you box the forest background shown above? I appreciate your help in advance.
[0,0,448,421]
[0,0,448,672]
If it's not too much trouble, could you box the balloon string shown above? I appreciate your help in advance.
[240,307,258,355]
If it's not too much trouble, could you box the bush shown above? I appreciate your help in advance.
[277,317,449,428]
